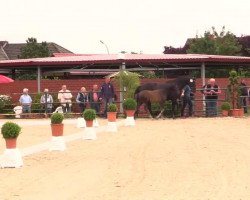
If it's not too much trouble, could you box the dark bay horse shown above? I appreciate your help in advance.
[134,76,195,96]
[134,76,196,118]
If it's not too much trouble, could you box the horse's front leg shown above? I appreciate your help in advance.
[134,102,142,118]
[156,102,165,119]
[172,100,177,119]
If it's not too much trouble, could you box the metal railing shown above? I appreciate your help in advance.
[0,87,249,118]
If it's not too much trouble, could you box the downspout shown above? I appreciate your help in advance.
[37,66,41,93]
[118,53,126,113]
[201,62,206,113]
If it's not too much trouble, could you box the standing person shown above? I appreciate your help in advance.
[239,79,248,113]
[40,88,54,113]
[100,77,115,117]
[203,78,221,117]
[76,87,89,113]
[19,88,32,117]
[201,80,210,117]
[89,84,101,115]
[58,85,73,113]
[181,84,193,117]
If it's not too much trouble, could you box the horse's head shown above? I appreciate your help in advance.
[175,76,196,90]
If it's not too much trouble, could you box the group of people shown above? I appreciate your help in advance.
[18,77,116,117]
[180,78,249,118]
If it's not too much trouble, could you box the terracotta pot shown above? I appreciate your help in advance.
[107,112,117,122]
[231,109,239,117]
[221,110,228,117]
[86,120,93,127]
[238,108,244,117]
[5,138,17,149]
[126,110,135,117]
[51,124,64,136]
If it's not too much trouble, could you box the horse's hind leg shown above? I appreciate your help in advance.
[156,102,165,119]
[146,102,153,119]
[135,101,143,118]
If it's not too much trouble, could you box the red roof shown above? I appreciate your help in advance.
[1,54,250,67]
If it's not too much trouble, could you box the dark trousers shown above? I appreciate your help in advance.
[62,103,71,113]
[79,103,86,113]
[240,97,248,113]
[103,98,113,117]
[91,102,100,115]
[206,99,217,117]
[181,97,193,117]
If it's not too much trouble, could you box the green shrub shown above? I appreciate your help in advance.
[108,103,117,112]
[31,93,42,113]
[1,122,21,139]
[0,95,12,113]
[51,113,64,124]
[221,102,231,111]
[83,109,96,120]
[123,98,137,110]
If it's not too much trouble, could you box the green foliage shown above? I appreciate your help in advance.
[83,109,96,120]
[0,95,12,113]
[187,26,242,56]
[228,70,240,109]
[16,71,37,80]
[51,113,64,124]
[123,98,137,110]
[31,93,42,113]
[114,71,140,99]
[139,71,158,79]
[107,103,117,112]
[1,122,21,139]
[221,102,231,111]
[19,37,50,59]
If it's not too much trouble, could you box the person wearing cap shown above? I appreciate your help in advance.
[19,88,32,116]
[181,83,193,117]
[239,79,248,113]
[40,88,54,113]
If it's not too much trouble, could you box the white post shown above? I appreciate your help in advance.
[0,149,23,168]
[119,61,126,113]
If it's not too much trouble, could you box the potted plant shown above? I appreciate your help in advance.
[83,109,96,127]
[1,122,21,149]
[123,98,137,117]
[107,103,117,122]
[227,70,240,117]
[51,112,64,136]
[221,102,230,117]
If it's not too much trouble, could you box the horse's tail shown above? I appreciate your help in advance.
[134,86,141,99]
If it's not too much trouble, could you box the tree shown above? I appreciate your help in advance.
[187,26,242,56]
[19,37,50,59]
[227,70,240,109]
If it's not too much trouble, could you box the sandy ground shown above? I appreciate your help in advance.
[0,117,250,200]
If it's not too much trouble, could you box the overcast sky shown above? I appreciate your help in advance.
[1,0,250,54]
